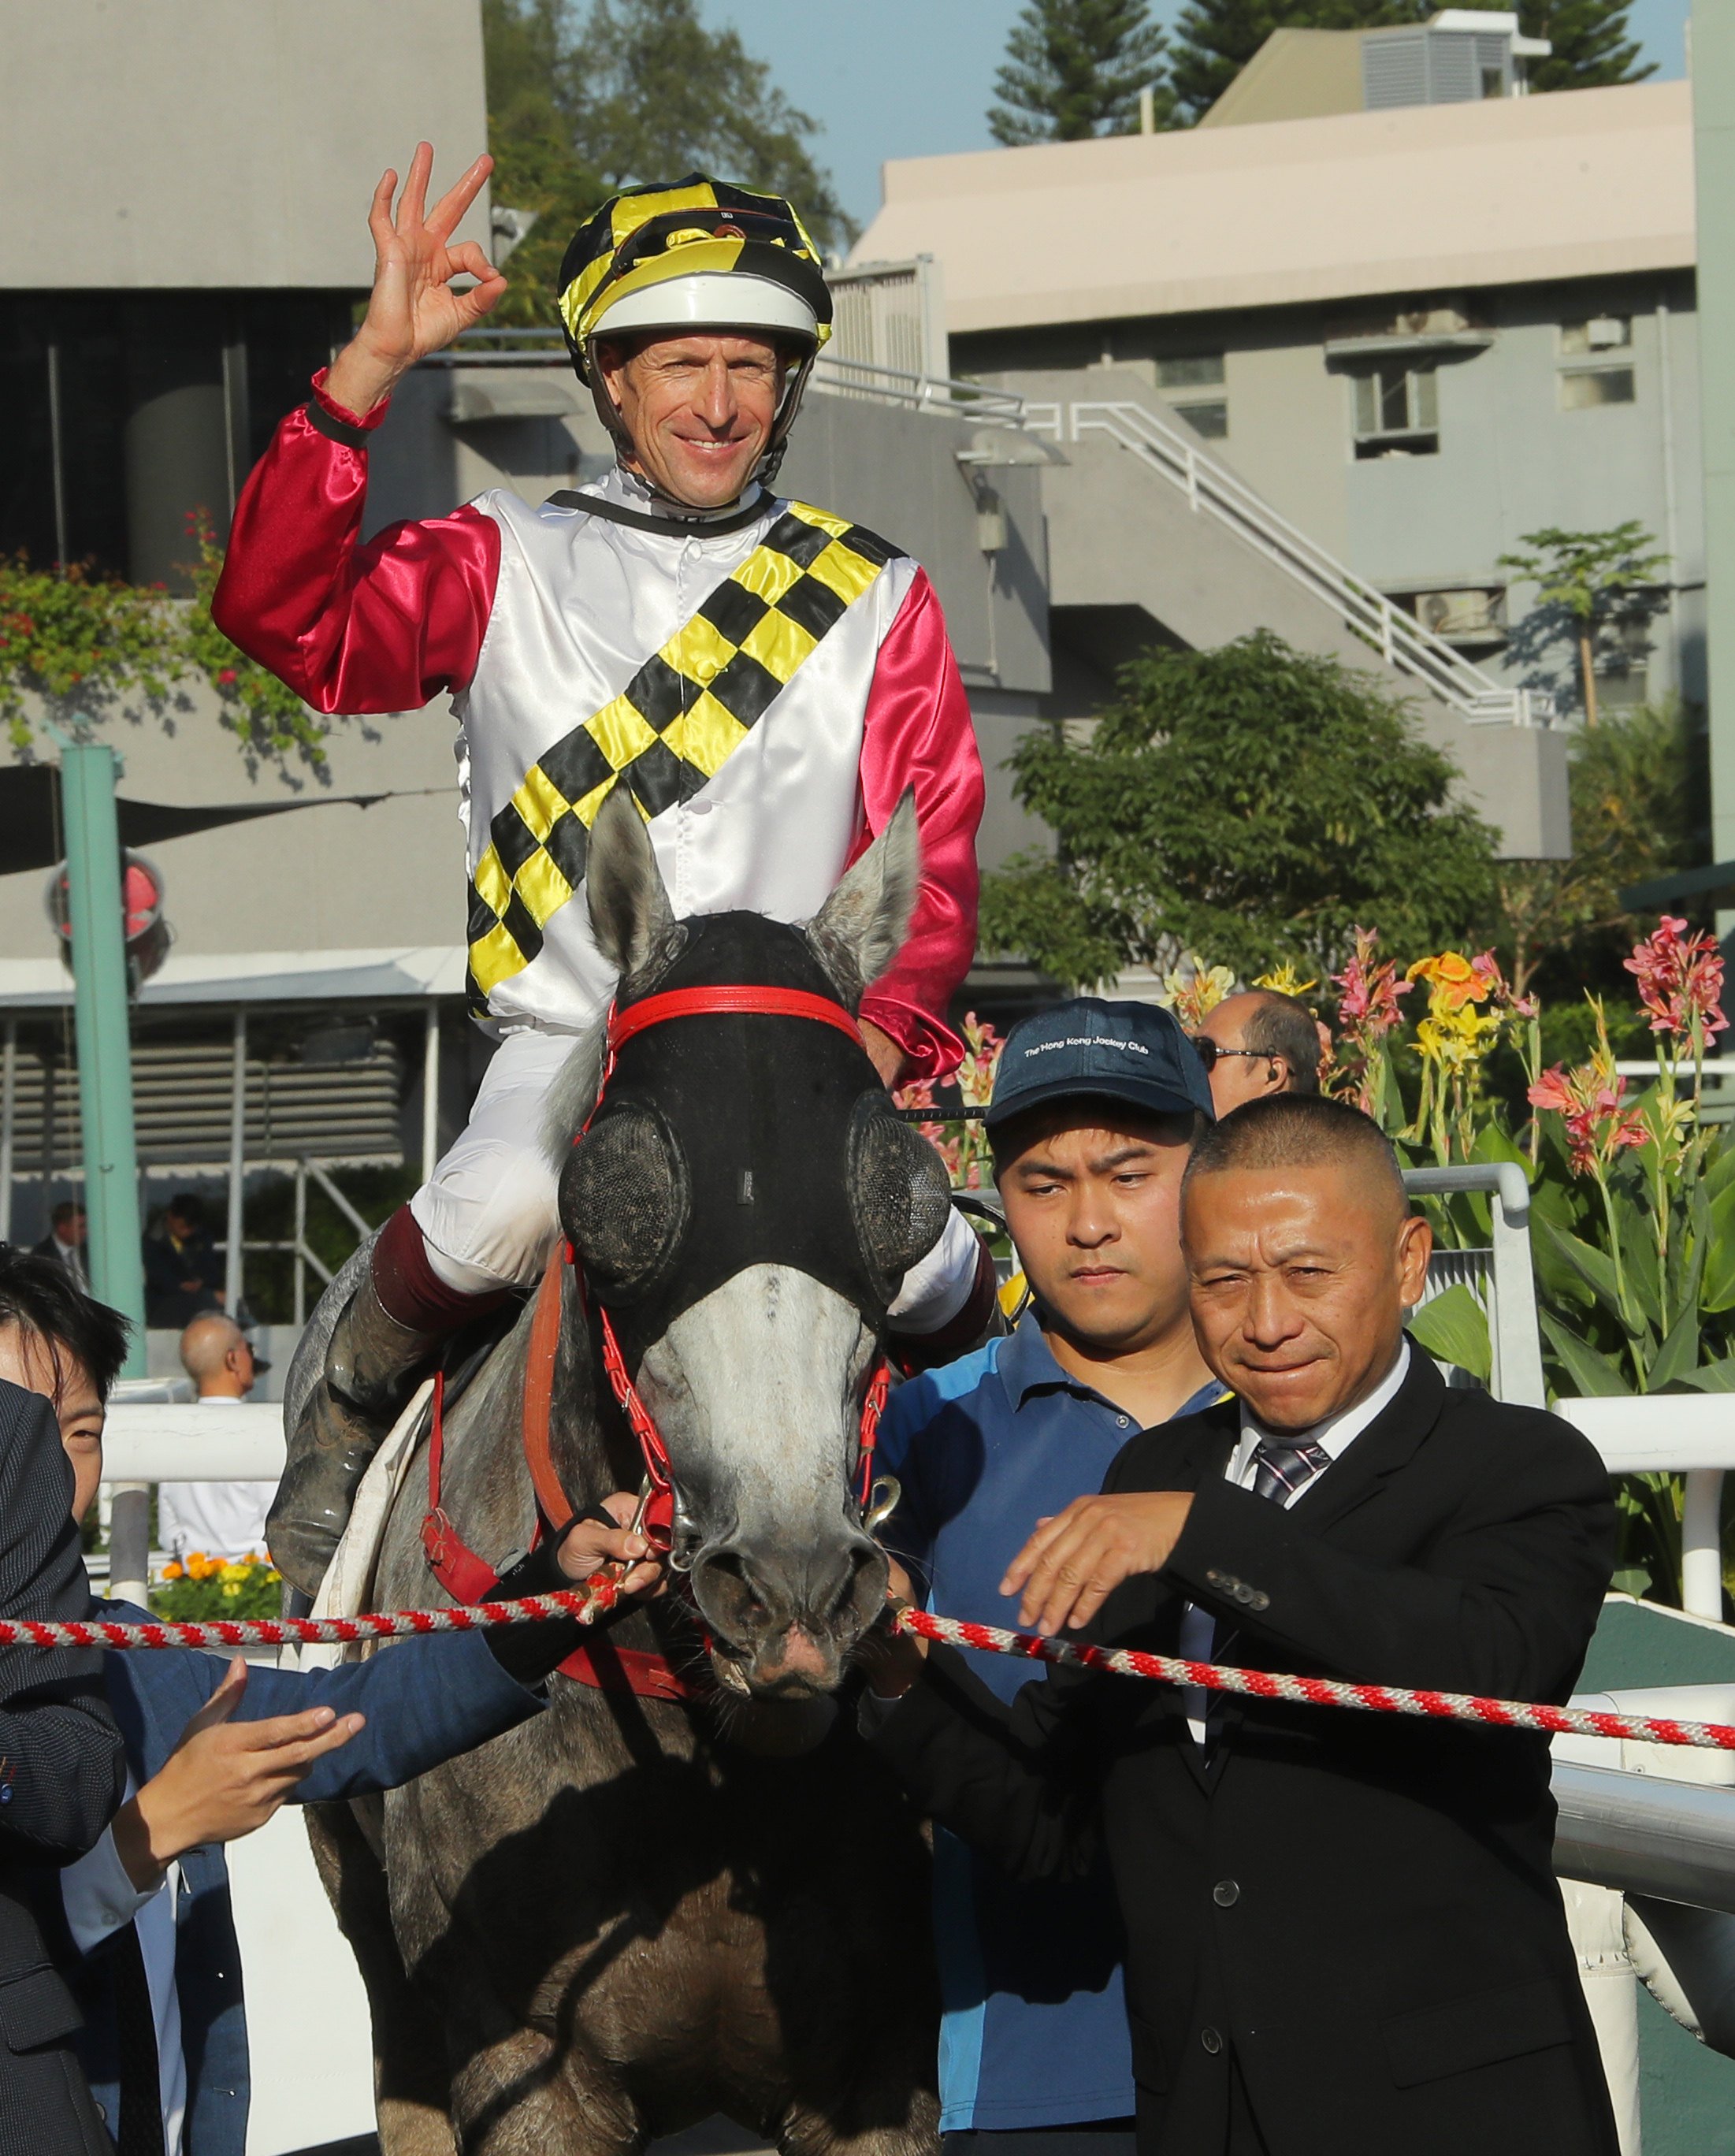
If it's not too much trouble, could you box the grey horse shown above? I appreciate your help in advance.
[291,790,946,2156]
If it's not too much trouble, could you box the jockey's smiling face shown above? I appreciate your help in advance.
[597,332,789,509]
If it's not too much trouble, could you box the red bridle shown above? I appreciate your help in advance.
[581,984,893,1556]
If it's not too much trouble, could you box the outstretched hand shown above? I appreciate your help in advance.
[112,1657,364,1889]
[325,141,507,418]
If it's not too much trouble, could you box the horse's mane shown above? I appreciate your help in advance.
[539,1013,610,1166]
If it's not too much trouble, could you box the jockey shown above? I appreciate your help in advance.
[211,147,991,1597]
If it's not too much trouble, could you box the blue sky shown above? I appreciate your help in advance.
[699,0,1694,235]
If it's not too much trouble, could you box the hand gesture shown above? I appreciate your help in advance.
[326,141,506,417]
[1001,1491,1194,1636]
[111,1656,364,1889]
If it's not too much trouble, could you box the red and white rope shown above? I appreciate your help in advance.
[891,1607,1735,1753]
[0,1579,620,1655]
[6,1591,1730,1753]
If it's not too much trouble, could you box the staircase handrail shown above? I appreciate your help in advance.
[1027,396,1547,728]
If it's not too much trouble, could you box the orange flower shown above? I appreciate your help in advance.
[161,1561,184,1582]
[1406,951,1488,1013]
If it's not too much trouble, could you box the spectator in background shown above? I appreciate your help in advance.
[31,1203,87,1284]
[143,1195,224,1329]
[0,1249,659,2156]
[1191,989,1324,1118]
[157,1316,276,1565]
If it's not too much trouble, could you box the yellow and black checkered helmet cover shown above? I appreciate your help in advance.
[556,175,833,376]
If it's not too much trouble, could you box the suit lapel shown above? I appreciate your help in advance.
[1269,1341,1446,1539]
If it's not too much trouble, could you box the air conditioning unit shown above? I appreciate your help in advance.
[1586,317,1626,349]
[1415,588,1503,639]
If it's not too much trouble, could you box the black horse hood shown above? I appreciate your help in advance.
[559,913,951,1368]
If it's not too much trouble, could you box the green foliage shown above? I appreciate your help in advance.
[979,630,1499,987]
[988,0,1175,144]
[1499,520,1670,726]
[0,517,331,765]
[1168,0,1426,122]
[1517,1,1654,92]
[481,0,611,328]
[1495,701,1705,1001]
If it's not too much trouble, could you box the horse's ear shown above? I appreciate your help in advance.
[804,790,921,1007]
[587,786,678,980]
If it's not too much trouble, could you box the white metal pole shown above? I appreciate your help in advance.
[225,1009,246,1314]
[0,1019,17,1244]
[1681,1470,1726,1621]
[293,1162,306,1330]
[422,1003,440,1185]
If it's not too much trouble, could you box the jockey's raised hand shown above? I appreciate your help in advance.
[326,140,506,418]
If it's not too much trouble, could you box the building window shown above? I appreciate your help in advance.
[1559,318,1636,412]
[1156,354,1228,440]
[1352,361,1438,457]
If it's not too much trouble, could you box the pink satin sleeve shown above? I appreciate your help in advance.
[210,370,500,714]
[853,569,984,1083]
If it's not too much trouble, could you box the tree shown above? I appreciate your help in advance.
[481,0,852,330]
[1495,699,1704,1001]
[978,630,1499,988]
[483,0,610,327]
[568,0,853,253]
[1517,2,1653,92]
[1167,0,1426,124]
[987,0,1174,145]
[1498,521,1670,729]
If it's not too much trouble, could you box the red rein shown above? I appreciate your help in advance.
[422,983,893,1702]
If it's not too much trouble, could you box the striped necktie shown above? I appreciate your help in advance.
[1252,1437,1332,1505]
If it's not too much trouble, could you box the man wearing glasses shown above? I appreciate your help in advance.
[1190,991,1324,1119]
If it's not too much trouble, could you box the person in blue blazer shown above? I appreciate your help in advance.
[0,1249,658,2156]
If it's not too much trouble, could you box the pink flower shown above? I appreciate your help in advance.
[1529,1061,1648,1176]
[217,667,236,686]
[1624,916,1729,1042]
[1332,927,1412,1039]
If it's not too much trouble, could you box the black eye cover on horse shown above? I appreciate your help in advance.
[560,914,952,1370]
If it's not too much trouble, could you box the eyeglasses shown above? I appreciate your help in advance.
[1189,1037,1272,1074]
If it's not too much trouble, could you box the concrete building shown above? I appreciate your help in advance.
[854,74,1701,730]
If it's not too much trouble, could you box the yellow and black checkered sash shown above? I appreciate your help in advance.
[466,500,898,1012]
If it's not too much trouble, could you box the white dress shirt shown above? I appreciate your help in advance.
[61,1771,188,2155]
[1178,1342,1411,1745]
[156,1394,274,1562]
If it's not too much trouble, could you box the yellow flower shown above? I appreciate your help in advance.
[1159,957,1235,1028]
[221,1582,242,1599]
[219,1562,248,1582]
[1252,963,1317,998]
[1414,1003,1502,1072]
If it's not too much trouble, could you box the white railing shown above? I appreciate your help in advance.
[1023,396,1551,730]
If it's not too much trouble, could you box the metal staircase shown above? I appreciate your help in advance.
[1020,396,1551,730]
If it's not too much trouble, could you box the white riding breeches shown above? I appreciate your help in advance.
[408,1026,983,1329]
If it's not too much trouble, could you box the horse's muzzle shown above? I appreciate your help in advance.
[689,1530,889,1697]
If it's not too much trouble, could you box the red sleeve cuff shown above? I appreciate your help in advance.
[310,366,391,433]
[860,991,964,1084]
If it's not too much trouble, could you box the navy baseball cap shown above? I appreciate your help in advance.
[984,996,1216,1133]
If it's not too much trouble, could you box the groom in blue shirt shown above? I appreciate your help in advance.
[879,998,1227,2155]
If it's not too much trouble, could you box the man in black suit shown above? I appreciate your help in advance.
[0,1366,124,2154]
[862,1094,1619,2156]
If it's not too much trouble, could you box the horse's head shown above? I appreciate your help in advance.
[549,790,952,1700]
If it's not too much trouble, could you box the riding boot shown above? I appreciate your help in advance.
[267,1206,506,1597]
